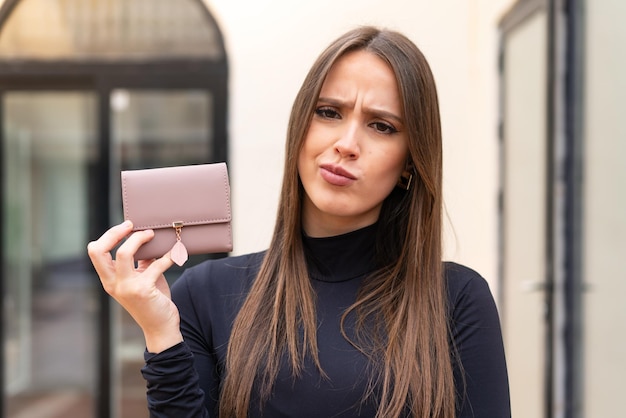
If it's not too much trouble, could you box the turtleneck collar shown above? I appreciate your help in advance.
[302,223,379,283]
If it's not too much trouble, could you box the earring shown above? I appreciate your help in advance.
[397,170,413,191]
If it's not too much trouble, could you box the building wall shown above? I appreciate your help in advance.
[583,0,626,415]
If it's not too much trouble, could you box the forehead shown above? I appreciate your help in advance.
[319,50,403,114]
[323,49,396,85]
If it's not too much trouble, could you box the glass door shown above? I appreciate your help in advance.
[2,91,98,417]
[109,88,214,417]
[2,87,217,418]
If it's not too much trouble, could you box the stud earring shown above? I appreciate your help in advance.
[397,170,413,191]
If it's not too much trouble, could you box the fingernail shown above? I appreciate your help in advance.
[122,220,132,228]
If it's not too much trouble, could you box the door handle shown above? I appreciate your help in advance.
[521,280,547,293]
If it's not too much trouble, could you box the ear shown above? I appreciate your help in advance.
[397,160,414,191]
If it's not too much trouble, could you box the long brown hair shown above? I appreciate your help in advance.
[220,26,454,418]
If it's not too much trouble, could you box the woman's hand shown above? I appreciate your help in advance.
[87,220,183,353]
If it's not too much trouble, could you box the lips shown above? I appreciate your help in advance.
[319,163,357,186]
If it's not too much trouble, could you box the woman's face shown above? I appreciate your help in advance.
[298,50,409,237]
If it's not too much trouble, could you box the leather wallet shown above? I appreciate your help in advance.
[121,162,232,265]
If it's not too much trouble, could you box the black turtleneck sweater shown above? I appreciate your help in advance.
[142,224,511,417]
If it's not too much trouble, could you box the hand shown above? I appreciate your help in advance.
[87,220,183,353]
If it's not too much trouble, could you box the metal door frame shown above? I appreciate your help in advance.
[498,0,585,417]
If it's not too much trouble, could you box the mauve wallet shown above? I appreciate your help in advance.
[121,162,232,265]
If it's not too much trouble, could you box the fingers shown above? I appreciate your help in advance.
[137,253,174,275]
[87,223,178,343]
[87,220,134,278]
[87,221,159,280]
[114,229,157,278]
[92,220,133,251]
[143,253,175,278]
[88,222,175,301]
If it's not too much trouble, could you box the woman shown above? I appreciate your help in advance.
[88,26,510,418]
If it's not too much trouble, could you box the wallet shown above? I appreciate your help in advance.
[121,162,232,266]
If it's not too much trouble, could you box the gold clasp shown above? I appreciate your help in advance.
[173,221,184,241]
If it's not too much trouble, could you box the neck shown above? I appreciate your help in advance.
[302,222,379,282]
[300,195,382,238]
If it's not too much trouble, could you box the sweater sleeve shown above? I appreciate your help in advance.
[142,342,209,417]
[141,266,219,418]
[447,263,512,418]
[141,254,260,417]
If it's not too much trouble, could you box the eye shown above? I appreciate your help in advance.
[314,106,341,120]
[370,121,398,134]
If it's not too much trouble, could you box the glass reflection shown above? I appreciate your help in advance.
[3,92,97,417]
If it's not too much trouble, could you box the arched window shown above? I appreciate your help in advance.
[0,1,228,417]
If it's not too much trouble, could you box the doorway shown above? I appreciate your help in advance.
[0,1,228,417]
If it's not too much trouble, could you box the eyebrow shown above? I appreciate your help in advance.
[317,96,405,126]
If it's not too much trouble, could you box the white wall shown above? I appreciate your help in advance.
[500,11,548,417]
[583,0,626,415]
[203,0,516,291]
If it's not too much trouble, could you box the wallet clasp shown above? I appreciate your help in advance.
[170,221,188,266]
[173,221,184,241]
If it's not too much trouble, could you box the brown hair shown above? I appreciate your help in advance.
[220,26,454,418]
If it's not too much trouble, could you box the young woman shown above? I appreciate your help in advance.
[88,26,511,418]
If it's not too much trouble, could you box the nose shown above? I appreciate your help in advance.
[333,122,360,159]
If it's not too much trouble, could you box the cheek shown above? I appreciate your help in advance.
[298,129,326,174]
[379,145,408,178]
[378,152,408,191]
[301,118,338,153]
